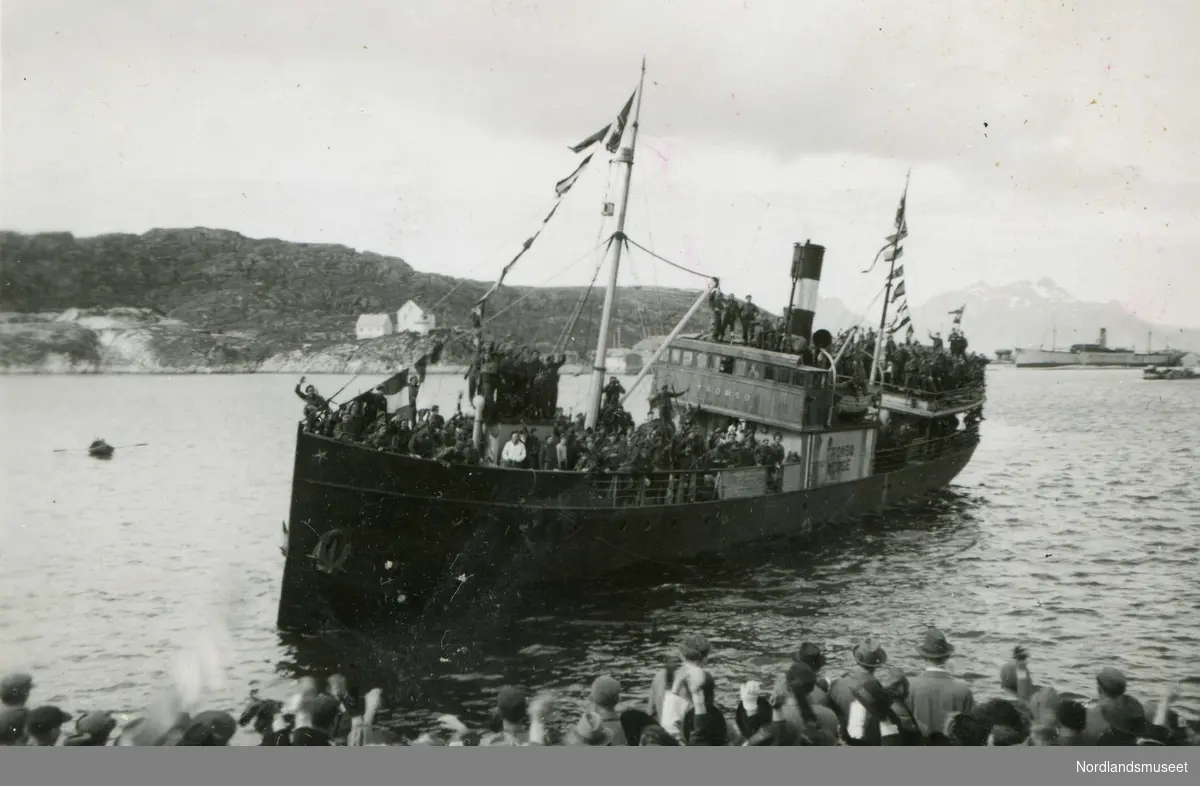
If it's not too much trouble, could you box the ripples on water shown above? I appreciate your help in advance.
[0,367,1196,740]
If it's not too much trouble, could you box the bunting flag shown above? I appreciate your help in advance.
[889,314,911,334]
[555,153,593,197]
[476,87,636,318]
[357,344,443,400]
[884,245,904,263]
[891,265,904,280]
[605,91,636,153]
[894,181,909,238]
[569,90,636,154]
[949,304,966,325]
[473,153,594,313]
[892,281,907,301]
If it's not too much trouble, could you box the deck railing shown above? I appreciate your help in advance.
[575,463,780,507]
[872,428,980,474]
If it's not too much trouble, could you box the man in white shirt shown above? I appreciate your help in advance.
[501,432,527,468]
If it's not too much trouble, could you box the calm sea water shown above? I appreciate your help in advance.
[1,367,1197,741]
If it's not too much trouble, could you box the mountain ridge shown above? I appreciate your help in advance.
[1,227,1194,371]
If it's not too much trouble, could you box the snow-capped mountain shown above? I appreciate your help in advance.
[912,279,1200,356]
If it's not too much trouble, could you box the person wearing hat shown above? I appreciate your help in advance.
[827,638,888,722]
[64,712,118,746]
[25,705,72,746]
[905,628,974,740]
[177,711,238,746]
[1083,666,1127,742]
[587,676,628,745]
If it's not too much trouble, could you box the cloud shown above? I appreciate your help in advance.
[2,0,1198,326]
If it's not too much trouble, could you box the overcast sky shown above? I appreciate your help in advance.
[3,0,1198,326]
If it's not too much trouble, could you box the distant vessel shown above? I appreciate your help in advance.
[993,349,1014,364]
[1144,366,1198,381]
[88,439,114,459]
[1014,328,1183,369]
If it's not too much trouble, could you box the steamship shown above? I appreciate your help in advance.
[276,63,987,633]
[1013,329,1183,369]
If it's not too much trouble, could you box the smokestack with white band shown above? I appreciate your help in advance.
[787,240,825,342]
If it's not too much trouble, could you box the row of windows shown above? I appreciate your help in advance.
[664,347,826,389]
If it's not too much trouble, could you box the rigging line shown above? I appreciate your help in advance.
[554,159,617,353]
[850,281,890,331]
[622,236,713,282]
[638,171,668,336]
[482,237,610,325]
[431,278,467,310]
[556,239,609,352]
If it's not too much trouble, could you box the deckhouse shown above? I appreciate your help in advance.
[649,334,878,496]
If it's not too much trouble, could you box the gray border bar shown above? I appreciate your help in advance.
[1,748,1193,786]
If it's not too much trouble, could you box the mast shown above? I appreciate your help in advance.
[869,171,910,387]
[585,59,647,429]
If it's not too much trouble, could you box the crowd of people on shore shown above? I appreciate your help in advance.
[5,628,1194,747]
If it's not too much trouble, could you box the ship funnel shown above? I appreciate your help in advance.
[787,240,825,342]
[1098,328,1108,349]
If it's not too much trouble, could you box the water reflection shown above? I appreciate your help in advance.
[273,488,986,735]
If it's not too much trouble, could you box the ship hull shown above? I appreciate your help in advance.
[277,426,979,633]
[1013,348,1177,368]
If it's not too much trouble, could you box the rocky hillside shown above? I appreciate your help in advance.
[0,228,861,373]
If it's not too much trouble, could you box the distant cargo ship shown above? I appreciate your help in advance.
[1014,328,1183,369]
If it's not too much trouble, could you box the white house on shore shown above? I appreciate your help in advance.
[396,300,436,335]
[355,313,395,341]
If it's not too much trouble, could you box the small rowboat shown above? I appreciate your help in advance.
[88,439,115,459]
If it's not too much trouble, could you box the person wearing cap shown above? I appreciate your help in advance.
[997,646,1056,734]
[587,676,627,745]
[482,685,529,746]
[25,706,72,746]
[905,628,974,740]
[827,638,887,722]
[1083,666,1126,742]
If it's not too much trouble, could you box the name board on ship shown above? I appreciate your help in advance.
[813,428,870,486]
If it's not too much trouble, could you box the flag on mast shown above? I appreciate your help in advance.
[949,304,966,325]
[569,90,636,154]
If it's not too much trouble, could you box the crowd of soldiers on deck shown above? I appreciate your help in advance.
[707,291,793,352]
[831,328,989,396]
[465,341,568,422]
[295,368,803,482]
[705,292,990,398]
